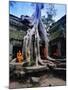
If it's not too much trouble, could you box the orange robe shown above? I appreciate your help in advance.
[16,52,23,63]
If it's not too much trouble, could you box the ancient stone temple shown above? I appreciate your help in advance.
[9,14,33,60]
[49,15,66,59]
[9,14,66,61]
[9,3,66,89]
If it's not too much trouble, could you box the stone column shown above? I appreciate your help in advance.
[9,43,13,61]
[57,41,61,57]
[44,47,48,59]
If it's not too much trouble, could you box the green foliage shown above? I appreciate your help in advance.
[46,4,56,17]
[42,4,56,31]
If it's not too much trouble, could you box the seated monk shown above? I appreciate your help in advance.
[16,50,24,63]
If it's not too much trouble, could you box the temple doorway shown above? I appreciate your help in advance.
[12,45,22,59]
[50,44,59,58]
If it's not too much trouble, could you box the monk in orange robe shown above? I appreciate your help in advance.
[16,50,23,63]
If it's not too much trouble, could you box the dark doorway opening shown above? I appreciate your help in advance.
[50,44,59,58]
[13,45,22,59]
